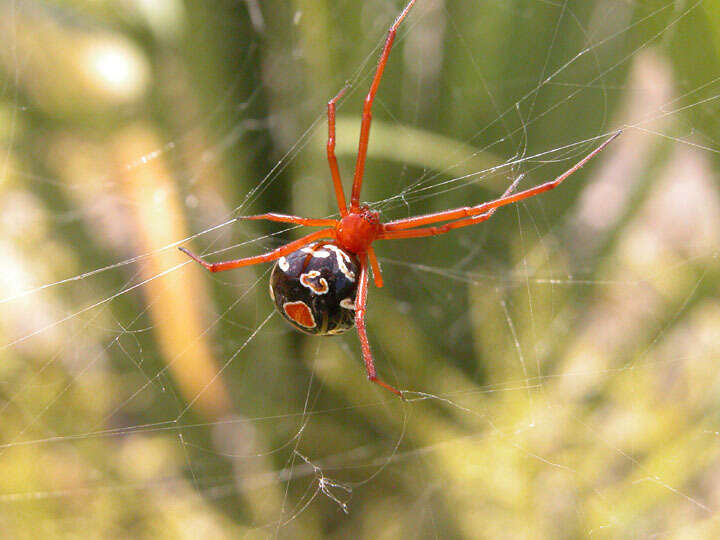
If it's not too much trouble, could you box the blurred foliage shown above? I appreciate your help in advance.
[1,0,720,538]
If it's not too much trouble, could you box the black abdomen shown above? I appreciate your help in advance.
[270,243,359,335]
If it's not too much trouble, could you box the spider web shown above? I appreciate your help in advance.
[1,0,720,537]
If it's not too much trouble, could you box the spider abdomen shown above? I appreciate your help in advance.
[270,243,359,335]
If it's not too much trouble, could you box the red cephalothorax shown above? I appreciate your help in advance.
[179,0,620,398]
[336,208,381,254]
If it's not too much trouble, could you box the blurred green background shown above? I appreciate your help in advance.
[1,0,720,538]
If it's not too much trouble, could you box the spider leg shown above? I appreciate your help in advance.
[380,210,496,240]
[350,0,417,210]
[378,173,524,240]
[241,213,337,227]
[355,255,402,397]
[179,228,336,273]
[367,246,384,288]
[382,130,621,232]
[327,85,350,216]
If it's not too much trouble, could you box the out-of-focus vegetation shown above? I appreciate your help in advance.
[1,0,720,538]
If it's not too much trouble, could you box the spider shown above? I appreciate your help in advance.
[180,0,621,398]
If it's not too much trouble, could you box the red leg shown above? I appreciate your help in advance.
[380,210,496,240]
[327,86,350,216]
[379,173,524,240]
[241,213,337,227]
[350,0,417,210]
[383,131,621,232]
[179,228,335,272]
[367,246,384,288]
[355,255,402,397]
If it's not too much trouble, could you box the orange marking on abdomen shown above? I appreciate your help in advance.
[300,271,330,294]
[283,301,316,329]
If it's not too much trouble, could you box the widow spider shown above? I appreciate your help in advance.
[180,0,621,397]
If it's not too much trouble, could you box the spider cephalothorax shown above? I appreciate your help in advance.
[336,207,381,254]
[180,0,620,397]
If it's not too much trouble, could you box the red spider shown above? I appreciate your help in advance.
[180,0,620,398]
